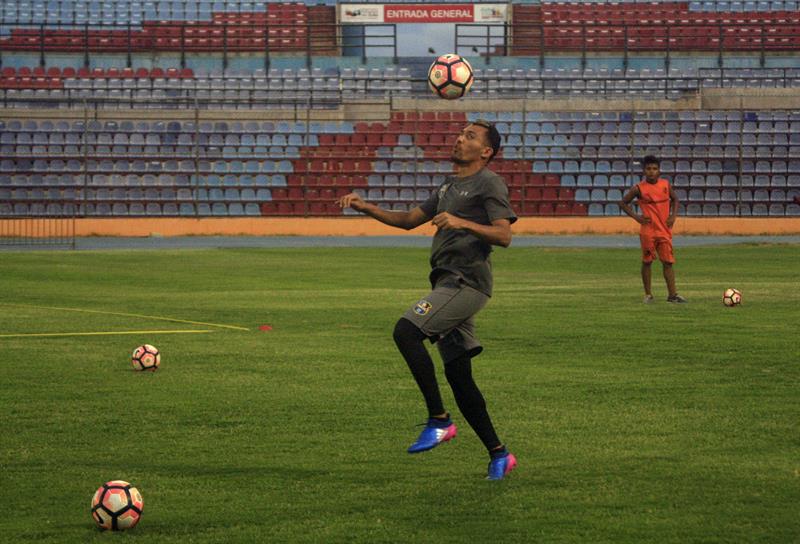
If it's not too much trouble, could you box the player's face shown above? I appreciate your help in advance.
[452,124,492,165]
[644,163,660,182]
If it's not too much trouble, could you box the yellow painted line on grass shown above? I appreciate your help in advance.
[0,303,250,331]
[0,330,214,338]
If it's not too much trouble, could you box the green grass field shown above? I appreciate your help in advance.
[1,244,798,543]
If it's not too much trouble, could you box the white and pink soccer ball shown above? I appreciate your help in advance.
[723,288,742,307]
[427,54,474,100]
[91,480,143,531]
[131,344,160,371]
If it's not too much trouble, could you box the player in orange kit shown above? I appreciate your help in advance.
[620,156,687,304]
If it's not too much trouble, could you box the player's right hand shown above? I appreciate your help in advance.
[336,192,366,211]
[637,215,651,225]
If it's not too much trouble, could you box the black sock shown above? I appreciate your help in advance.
[393,318,445,417]
[444,354,502,452]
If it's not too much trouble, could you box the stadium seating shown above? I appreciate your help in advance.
[2,110,799,218]
[6,58,800,108]
[0,2,336,54]
[1,2,799,219]
[512,2,800,55]
[6,64,800,107]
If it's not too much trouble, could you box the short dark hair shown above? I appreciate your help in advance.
[643,155,660,167]
[471,119,502,162]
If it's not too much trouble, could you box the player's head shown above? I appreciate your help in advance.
[643,155,660,182]
[452,120,501,166]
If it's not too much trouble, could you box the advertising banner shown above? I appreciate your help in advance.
[340,4,507,24]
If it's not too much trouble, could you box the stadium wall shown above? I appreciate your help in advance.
[3,217,796,237]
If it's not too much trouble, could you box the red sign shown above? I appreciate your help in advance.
[384,4,475,23]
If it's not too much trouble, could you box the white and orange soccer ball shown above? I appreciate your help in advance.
[723,288,742,307]
[131,344,160,371]
[427,54,474,100]
[91,480,143,531]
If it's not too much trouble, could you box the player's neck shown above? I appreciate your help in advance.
[453,161,485,178]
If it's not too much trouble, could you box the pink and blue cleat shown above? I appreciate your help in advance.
[487,452,517,480]
[407,418,457,453]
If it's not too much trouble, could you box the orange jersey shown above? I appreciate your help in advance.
[636,178,673,237]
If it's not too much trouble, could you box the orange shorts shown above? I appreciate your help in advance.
[640,233,675,264]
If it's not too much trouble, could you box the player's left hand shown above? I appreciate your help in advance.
[431,212,466,231]
[666,216,675,228]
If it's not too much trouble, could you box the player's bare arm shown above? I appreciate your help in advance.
[336,192,430,230]
[431,213,512,248]
[620,186,650,225]
[667,185,678,228]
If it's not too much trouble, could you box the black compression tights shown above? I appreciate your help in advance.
[393,318,445,417]
[393,318,502,452]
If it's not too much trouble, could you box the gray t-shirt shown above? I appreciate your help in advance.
[418,167,517,297]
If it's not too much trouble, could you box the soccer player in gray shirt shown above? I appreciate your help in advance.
[337,120,518,480]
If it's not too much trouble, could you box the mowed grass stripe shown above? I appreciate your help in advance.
[0,330,214,338]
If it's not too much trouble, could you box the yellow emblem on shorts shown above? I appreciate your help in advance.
[414,300,432,316]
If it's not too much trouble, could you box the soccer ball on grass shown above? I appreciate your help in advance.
[131,344,160,371]
[722,288,742,307]
[91,480,143,531]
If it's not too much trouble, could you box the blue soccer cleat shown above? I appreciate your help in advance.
[407,418,457,454]
[487,452,517,480]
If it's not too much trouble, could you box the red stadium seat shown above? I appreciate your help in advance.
[544,174,560,186]
[525,187,542,200]
[571,202,588,215]
[542,188,558,201]
[259,202,277,215]
[308,202,326,215]
[276,202,294,215]
[538,203,555,215]
[554,203,571,215]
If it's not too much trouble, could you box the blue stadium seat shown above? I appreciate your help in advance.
[590,189,606,201]
[575,189,591,202]
[588,203,604,216]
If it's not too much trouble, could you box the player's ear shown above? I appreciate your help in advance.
[481,146,492,161]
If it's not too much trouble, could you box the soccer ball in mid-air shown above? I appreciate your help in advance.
[131,344,160,371]
[723,288,742,307]
[427,54,474,99]
[91,480,144,531]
